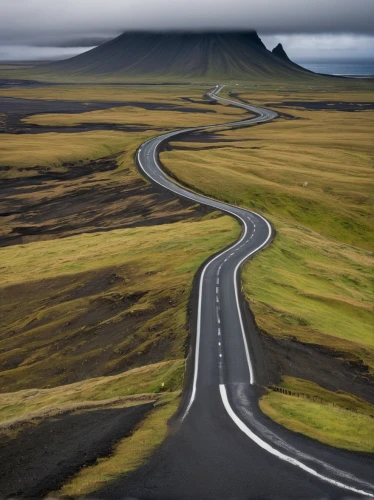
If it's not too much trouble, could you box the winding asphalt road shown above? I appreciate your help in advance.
[100,86,374,499]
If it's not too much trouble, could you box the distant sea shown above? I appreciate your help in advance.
[296,60,374,77]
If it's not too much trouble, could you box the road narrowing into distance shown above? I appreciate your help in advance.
[136,85,374,498]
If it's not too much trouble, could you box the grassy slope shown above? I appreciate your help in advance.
[0,215,239,392]
[0,130,130,177]
[160,100,374,363]
[160,83,374,449]
[260,377,374,453]
[243,219,373,369]
[0,360,182,427]
[161,105,373,250]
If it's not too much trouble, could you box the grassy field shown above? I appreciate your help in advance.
[0,84,210,102]
[260,377,374,453]
[160,83,374,446]
[22,103,245,129]
[161,103,373,250]
[0,130,132,177]
[160,87,374,363]
[0,215,239,392]
[0,360,182,428]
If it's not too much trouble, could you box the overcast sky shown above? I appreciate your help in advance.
[0,0,373,61]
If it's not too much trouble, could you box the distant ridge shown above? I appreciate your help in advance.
[35,31,316,81]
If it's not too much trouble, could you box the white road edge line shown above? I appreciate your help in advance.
[232,213,272,384]
[220,385,373,498]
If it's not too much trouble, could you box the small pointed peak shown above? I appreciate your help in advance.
[272,43,291,62]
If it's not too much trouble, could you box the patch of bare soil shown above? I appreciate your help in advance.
[238,299,374,405]
[0,402,154,498]
[0,153,206,247]
[260,332,374,405]
[266,100,374,111]
[0,96,214,134]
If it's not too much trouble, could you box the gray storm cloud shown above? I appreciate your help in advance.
[0,0,373,61]
[0,0,374,46]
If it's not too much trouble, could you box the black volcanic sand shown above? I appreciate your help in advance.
[0,403,154,498]
[0,153,209,247]
[0,96,127,114]
[0,79,55,89]
[0,95,216,246]
[0,97,213,134]
[0,96,212,115]
[266,100,374,111]
[260,332,374,405]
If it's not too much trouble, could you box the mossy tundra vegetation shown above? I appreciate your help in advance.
[0,83,241,495]
[0,75,373,495]
[160,80,374,452]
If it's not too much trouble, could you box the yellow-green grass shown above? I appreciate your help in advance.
[57,392,179,496]
[0,84,209,103]
[0,360,182,427]
[22,103,245,129]
[160,93,373,373]
[260,377,374,452]
[0,130,135,178]
[0,215,240,391]
[0,215,238,287]
[161,107,373,250]
[229,84,374,108]
[243,218,374,370]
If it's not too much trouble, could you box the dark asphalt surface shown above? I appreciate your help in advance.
[99,86,374,499]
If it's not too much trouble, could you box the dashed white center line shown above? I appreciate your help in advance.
[218,328,221,336]
[219,354,223,358]
[216,287,219,294]
[216,296,219,303]
[217,277,220,285]
[218,342,221,346]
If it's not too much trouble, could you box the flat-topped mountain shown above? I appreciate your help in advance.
[36,31,314,80]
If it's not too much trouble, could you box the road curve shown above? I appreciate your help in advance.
[101,87,374,499]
